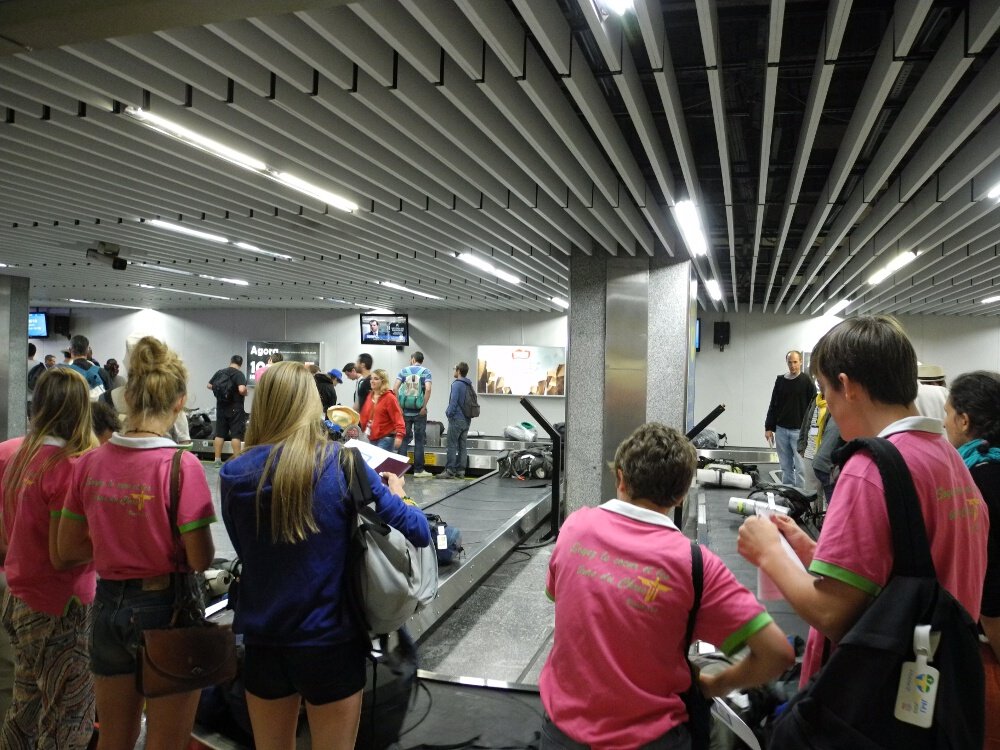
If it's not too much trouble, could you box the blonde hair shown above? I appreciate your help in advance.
[124,336,188,423]
[371,369,391,396]
[245,361,332,544]
[2,368,98,543]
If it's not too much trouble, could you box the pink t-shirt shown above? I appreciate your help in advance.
[802,418,988,682]
[540,501,772,749]
[0,437,96,616]
[63,434,216,579]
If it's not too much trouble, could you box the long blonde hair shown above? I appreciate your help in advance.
[245,361,333,544]
[124,336,187,423]
[370,369,391,397]
[2,368,97,543]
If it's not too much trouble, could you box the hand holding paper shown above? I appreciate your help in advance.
[344,439,411,477]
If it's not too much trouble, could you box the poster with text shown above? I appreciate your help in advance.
[476,345,566,397]
[246,341,322,384]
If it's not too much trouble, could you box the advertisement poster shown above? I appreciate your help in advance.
[476,345,566,397]
[246,341,322,384]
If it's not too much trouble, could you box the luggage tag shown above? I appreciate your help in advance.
[436,523,448,551]
[894,624,940,728]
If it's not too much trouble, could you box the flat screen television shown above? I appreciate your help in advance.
[694,317,701,353]
[28,312,48,338]
[360,313,409,346]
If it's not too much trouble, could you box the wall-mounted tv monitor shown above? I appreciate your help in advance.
[360,313,409,346]
[694,317,701,353]
[28,312,48,338]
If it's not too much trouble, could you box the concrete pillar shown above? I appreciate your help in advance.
[0,275,30,440]
[565,254,694,517]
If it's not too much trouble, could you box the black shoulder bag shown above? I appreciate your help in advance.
[680,541,712,750]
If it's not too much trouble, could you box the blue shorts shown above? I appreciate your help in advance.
[90,578,175,677]
[244,640,367,705]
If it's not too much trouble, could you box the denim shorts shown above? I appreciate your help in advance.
[244,640,367,705]
[90,578,176,677]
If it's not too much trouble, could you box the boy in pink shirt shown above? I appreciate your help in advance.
[739,315,988,686]
[540,423,793,749]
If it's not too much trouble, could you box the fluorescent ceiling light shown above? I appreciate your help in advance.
[353,303,395,314]
[982,295,1000,304]
[674,200,708,257]
[274,172,358,213]
[148,219,228,244]
[67,298,148,311]
[136,284,156,289]
[234,241,292,261]
[153,287,232,301]
[198,274,250,287]
[128,260,193,276]
[705,279,723,301]
[826,299,852,316]
[0,263,7,268]
[124,107,267,172]
[987,183,1000,200]
[868,251,916,285]
[551,296,570,309]
[457,253,521,285]
[379,281,442,300]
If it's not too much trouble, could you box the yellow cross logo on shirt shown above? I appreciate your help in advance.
[130,491,155,512]
[638,576,672,603]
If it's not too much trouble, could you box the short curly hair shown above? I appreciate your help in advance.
[949,371,1000,444]
[613,422,697,508]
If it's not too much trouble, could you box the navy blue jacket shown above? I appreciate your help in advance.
[221,443,430,647]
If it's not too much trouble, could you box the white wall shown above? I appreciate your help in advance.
[693,311,1000,447]
[33,307,568,436]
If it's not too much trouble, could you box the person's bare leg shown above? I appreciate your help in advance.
[144,689,201,750]
[246,692,302,750]
[231,437,242,457]
[304,690,363,750]
[213,436,224,462]
[94,675,144,750]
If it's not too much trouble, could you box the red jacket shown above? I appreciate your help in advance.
[360,391,405,442]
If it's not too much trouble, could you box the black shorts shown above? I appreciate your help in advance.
[243,641,367,704]
[215,407,247,440]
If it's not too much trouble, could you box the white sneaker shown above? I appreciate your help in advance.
[413,470,433,478]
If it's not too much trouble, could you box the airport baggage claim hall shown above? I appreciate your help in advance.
[2,1,999,748]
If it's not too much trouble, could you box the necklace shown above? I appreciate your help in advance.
[124,429,166,437]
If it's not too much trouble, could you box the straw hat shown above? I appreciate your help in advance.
[327,405,360,429]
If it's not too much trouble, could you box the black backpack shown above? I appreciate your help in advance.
[769,437,984,749]
[210,369,235,403]
[460,381,480,419]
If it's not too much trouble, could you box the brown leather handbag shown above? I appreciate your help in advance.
[136,450,238,697]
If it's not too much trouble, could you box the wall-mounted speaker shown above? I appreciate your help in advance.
[713,321,731,350]
[51,314,71,339]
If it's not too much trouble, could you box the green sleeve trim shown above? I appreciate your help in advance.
[721,612,774,656]
[49,509,62,519]
[178,516,217,534]
[809,559,882,597]
[59,509,86,522]
[545,589,555,603]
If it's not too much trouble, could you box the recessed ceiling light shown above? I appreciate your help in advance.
[705,279,723,301]
[124,107,267,172]
[379,281,442,300]
[987,182,1000,200]
[128,260,193,276]
[152,287,232,300]
[148,219,229,244]
[198,274,250,287]
[868,251,916,285]
[551,296,570,309]
[234,241,293,261]
[274,172,358,213]
[826,299,852,316]
[982,295,1000,304]
[674,200,708,257]
[67,298,148,311]
[353,303,395,314]
[457,253,521,285]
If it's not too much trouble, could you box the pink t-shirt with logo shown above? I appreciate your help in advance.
[63,434,216,579]
[0,437,97,616]
[540,501,772,749]
[802,419,988,682]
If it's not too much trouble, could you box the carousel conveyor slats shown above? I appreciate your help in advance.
[407,471,553,642]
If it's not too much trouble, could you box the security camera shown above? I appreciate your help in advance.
[86,242,127,271]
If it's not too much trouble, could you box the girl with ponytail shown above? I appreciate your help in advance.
[0,367,98,747]
[58,336,217,750]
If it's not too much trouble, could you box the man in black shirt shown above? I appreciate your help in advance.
[207,354,248,467]
[764,350,816,488]
[353,353,373,414]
